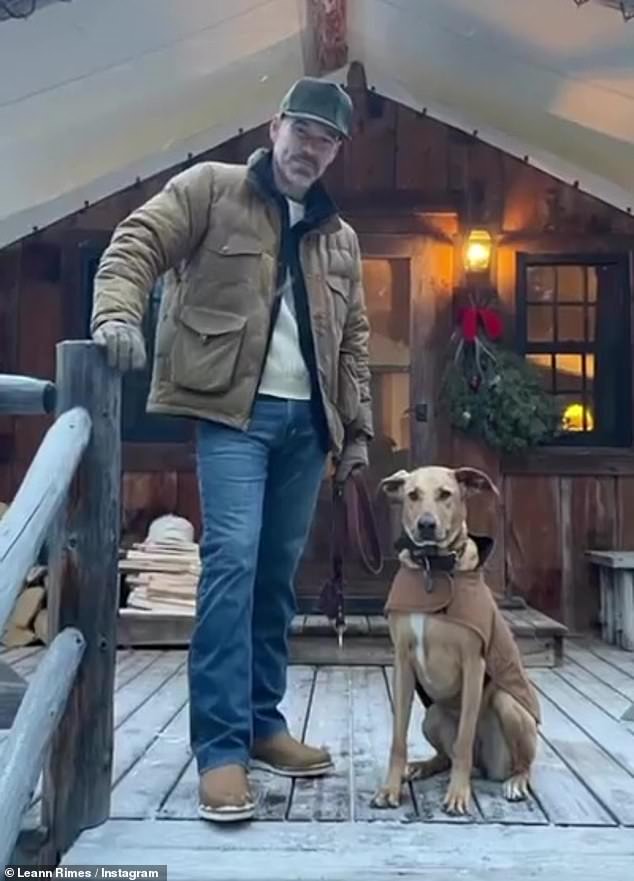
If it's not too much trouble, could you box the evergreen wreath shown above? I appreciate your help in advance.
[441,293,561,453]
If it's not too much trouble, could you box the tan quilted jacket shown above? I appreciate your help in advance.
[90,148,372,456]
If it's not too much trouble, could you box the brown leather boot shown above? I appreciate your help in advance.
[198,764,255,823]
[251,731,334,777]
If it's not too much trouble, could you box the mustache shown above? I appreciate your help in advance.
[291,154,318,172]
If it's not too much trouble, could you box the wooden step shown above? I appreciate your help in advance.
[117,604,567,667]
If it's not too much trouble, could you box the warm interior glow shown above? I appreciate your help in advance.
[562,402,594,432]
[465,229,492,273]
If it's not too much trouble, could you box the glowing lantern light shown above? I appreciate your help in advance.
[464,229,492,273]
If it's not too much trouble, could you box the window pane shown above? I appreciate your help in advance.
[362,258,410,367]
[557,394,595,433]
[526,354,553,390]
[527,305,554,342]
[520,259,630,447]
[526,266,555,302]
[587,306,595,342]
[370,371,410,453]
[587,267,598,303]
[557,306,585,342]
[557,265,584,302]
[554,354,584,391]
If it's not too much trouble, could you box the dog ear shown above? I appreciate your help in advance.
[379,469,409,500]
[454,467,500,498]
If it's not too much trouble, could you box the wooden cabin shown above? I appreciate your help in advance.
[3,72,634,637]
[2,0,634,646]
[3,2,634,877]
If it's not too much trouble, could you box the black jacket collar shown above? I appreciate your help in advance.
[246,148,341,233]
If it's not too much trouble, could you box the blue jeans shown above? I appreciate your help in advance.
[189,395,327,774]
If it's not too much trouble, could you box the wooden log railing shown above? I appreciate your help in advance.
[0,629,85,867]
[0,407,91,634]
[0,375,56,416]
[0,341,121,870]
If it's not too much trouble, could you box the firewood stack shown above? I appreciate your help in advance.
[121,514,200,614]
[2,565,48,646]
[1,500,48,646]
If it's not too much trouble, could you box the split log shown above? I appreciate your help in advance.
[33,610,48,645]
[1,625,36,648]
[9,587,45,631]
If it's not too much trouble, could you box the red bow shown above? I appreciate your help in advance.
[458,307,503,343]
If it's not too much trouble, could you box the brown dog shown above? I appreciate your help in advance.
[372,466,539,815]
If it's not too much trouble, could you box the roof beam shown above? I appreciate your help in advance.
[302,0,348,76]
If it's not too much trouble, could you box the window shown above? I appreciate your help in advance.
[82,245,191,443]
[362,257,410,455]
[517,254,632,446]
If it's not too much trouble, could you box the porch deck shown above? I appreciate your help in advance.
[5,637,634,880]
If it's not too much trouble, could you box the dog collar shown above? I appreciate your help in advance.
[393,534,457,572]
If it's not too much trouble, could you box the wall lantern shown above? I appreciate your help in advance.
[464,229,493,274]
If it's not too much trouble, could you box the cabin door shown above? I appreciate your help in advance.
[295,225,456,612]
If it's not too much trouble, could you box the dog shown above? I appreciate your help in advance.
[371,465,540,815]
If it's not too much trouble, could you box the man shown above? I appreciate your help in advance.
[91,77,373,822]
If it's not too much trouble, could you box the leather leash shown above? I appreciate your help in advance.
[318,468,383,645]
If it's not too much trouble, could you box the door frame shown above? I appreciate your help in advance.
[295,213,458,614]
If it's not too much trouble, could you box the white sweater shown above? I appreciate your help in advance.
[258,199,312,400]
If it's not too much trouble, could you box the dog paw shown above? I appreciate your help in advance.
[442,781,472,815]
[406,755,450,781]
[503,773,530,801]
[371,785,402,809]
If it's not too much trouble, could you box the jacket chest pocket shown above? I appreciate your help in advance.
[201,229,267,292]
[171,305,247,394]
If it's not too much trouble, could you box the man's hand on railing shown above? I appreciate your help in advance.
[92,320,147,372]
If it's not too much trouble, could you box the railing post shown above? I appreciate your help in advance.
[42,341,121,858]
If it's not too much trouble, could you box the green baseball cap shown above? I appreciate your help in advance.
[279,77,354,139]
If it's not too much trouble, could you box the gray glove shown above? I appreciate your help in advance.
[93,320,147,372]
[334,438,369,486]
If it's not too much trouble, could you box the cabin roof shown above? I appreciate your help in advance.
[1,0,634,247]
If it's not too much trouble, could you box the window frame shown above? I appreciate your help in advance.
[515,251,632,449]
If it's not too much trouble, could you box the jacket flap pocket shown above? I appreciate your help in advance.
[171,307,246,394]
[178,305,246,337]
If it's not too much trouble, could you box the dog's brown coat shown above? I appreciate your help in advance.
[372,466,539,815]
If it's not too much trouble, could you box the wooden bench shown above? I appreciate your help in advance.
[586,551,634,652]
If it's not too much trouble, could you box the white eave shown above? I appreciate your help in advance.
[1,0,634,248]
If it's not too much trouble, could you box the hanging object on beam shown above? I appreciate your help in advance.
[304,0,348,77]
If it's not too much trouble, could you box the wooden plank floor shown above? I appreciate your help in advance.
[3,637,634,879]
